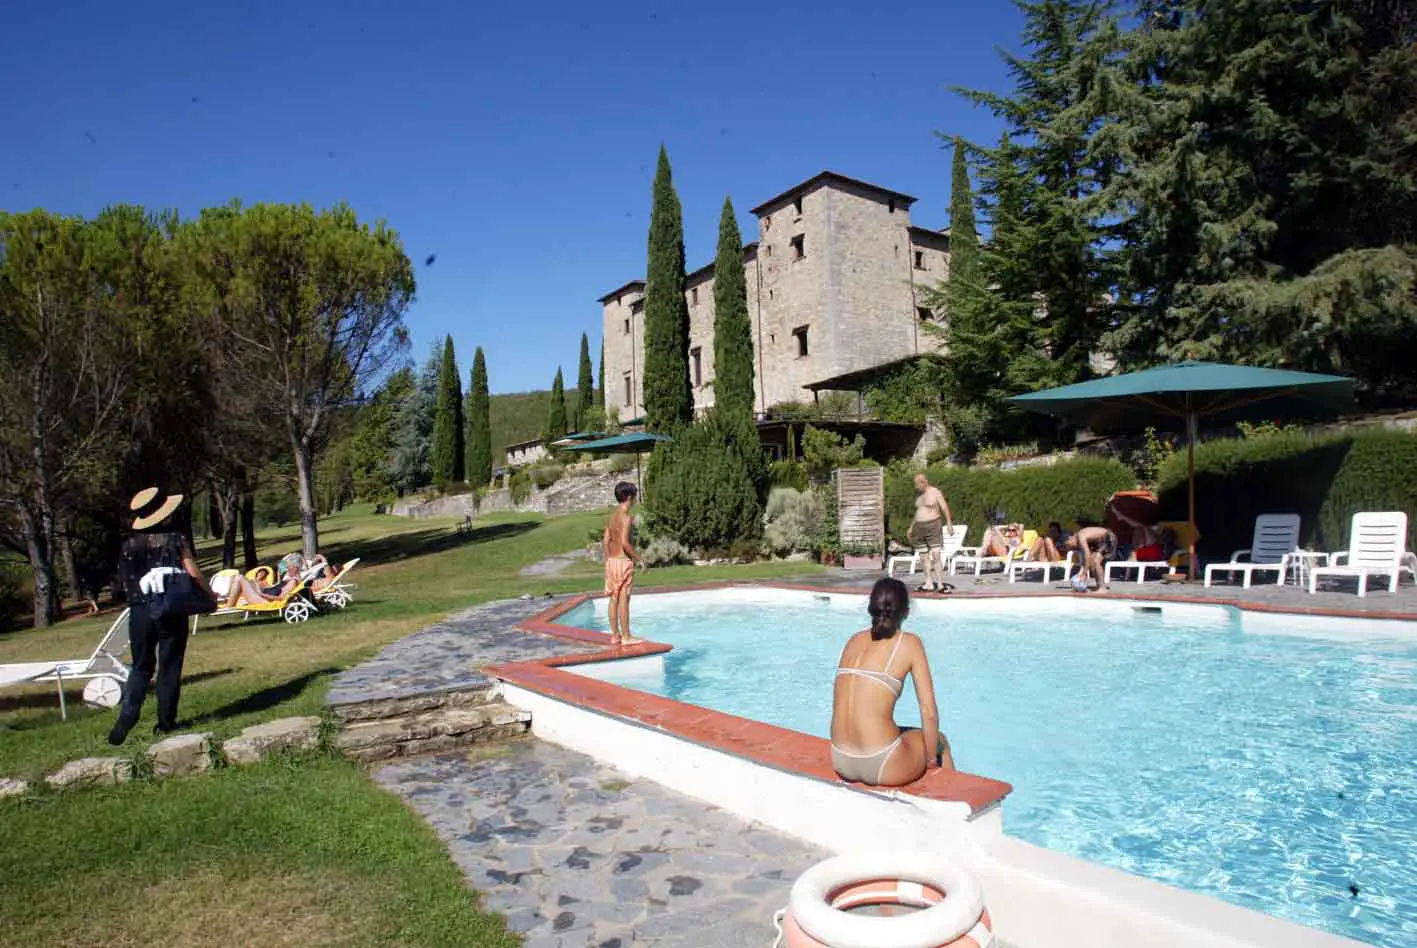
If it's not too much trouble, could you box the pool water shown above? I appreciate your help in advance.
[560,590,1417,947]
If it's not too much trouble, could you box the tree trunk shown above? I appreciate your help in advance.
[241,492,257,570]
[207,486,221,539]
[18,504,57,628]
[292,437,320,559]
[58,525,79,604]
[215,480,239,570]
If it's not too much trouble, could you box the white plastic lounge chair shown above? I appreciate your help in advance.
[1104,557,1176,585]
[1309,512,1417,597]
[0,608,131,720]
[1009,550,1075,584]
[952,529,1037,577]
[887,528,968,577]
[1204,513,1302,589]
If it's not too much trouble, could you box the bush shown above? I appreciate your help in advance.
[1154,427,1417,558]
[0,557,31,629]
[509,470,532,505]
[883,456,1136,545]
[762,487,826,557]
[640,534,692,567]
[645,409,768,551]
[802,425,865,483]
[607,453,637,474]
[529,462,565,489]
[768,459,809,491]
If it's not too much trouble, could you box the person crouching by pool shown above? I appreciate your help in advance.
[603,481,643,647]
[830,578,954,786]
[1065,524,1116,590]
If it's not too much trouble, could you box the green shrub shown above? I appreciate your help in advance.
[802,425,865,483]
[509,470,532,505]
[818,480,841,558]
[1155,427,1417,557]
[768,459,809,491]
[762,487,826,557]
[607,453,636,474]
[975,442,1040,466]
[641,534,693,567]
[1,556,31,630]
[645,410,768,551]
[883,457,1136,545]
[529,462,565,489]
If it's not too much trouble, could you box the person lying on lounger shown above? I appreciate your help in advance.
[279,552,338,593]
[830,578,954,787]
[219,572,298,609]
[979,521,1026,558]
[1029,521,1068,562]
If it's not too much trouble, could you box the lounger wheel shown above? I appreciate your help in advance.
[282,600,314,623]
[322,589,351,609]
[83,675,123,709]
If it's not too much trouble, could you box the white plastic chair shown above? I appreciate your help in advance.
[888,527,969,577]
[1309,512,1417,597]
[952,529,1036,577]
[1204,513,1302,589]
[1104,557,1176,585]
[1009,550,1075,584]
[0,608,131,720]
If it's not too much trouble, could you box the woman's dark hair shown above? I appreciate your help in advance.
[867,577,910,640]
[613,481,638,503]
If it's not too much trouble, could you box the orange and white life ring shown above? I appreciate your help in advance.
[780,854,993,948]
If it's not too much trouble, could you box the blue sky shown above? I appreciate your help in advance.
[1,0,1020,394]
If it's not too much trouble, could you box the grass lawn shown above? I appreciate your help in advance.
[0,502,823,947]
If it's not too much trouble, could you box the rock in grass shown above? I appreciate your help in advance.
[222,716,322,766]
[147,733,213,779]
[45,757,132,789]
[0,777,30,798]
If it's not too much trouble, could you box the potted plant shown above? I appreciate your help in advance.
[841,542,883,571]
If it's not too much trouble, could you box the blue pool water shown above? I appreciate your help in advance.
[561,591,1417,947]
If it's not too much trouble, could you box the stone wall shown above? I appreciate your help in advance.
[391,469,641,521]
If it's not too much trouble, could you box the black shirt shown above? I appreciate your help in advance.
[116,531,190,605]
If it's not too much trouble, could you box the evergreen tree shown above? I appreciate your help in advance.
[645,409,767,551]
[431,335,464,486]
[711,197,756,421]
[597,339,605,408]
[465,346,492,486]
[390,347,441,493]
[944,137,981,313]
[574,333,594,432]
[543,367,568,442]
[641,147,694,431]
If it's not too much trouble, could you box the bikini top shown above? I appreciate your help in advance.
[835,631,906,697]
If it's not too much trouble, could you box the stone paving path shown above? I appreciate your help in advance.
[325,597,597,708]
[374,740,825,947]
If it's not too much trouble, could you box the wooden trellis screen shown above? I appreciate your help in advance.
[835,467,885,553]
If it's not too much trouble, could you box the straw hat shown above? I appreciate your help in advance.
[130,487,183,530]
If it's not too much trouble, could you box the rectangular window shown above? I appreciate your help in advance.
[691,347,702,387]
[914,250,925,270]
[888,199,896,214]
[793,196,803,217]
[765,244,773,258]
[623,374,632,404]
[623,318,630,334]
[630,299,644,315]
[917,306,933,322]
[793,326,809,357]
[690,286,698,305]
[791,235,805,260]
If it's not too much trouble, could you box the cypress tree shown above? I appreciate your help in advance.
[465,346,492,486]
[945,137,981,310]
[574,332,594,432]
[642,146,693,431]
[711,197,755,421]
[597,339,605,408]
[431,335,464,486]
[544,367,568,442]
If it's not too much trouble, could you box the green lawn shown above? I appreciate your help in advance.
[0,503,822,948]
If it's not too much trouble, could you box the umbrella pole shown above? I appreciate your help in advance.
[1187,411,1198,580]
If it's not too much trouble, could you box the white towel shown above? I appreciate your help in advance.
[138,567,183,597]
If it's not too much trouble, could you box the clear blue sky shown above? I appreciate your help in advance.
[1,0,1020,395]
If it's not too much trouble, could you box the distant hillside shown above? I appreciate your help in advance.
[489,389,564,466]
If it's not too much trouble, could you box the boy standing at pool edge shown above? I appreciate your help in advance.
[603,481,643,647]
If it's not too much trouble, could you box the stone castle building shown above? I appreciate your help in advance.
[599,171,951,422]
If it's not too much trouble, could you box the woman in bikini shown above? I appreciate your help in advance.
[829,577,954,787]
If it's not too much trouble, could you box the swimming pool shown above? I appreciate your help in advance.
[558,587,1417,948]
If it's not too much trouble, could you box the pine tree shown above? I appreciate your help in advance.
[543,367,568,442]
[642,146,694,431]
[597,339,605,408]
[944,137,981,312]
[431,335,464,486]
[711,197,755,421]
[574,333,594,432]
[465,346,492,486]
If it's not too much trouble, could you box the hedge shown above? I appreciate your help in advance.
[884,457,1136,545]
[1155,427,1417,559]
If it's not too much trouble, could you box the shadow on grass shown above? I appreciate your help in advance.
[0,667,240,716]
[189,667,339,725]
[321,520,538,567]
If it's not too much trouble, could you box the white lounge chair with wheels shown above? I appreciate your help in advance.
[1104,555,1176,585]
[1309,512,1417,597]
[1204,513,1302,589]
[887,527,969,577]
[0,608,131,720]
[1009,550,1075,584]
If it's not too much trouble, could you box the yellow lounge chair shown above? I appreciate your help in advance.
[951,529,1039,577]
[206,569,316,624]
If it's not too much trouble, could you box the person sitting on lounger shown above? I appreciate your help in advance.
[979,521,1026,558]
[1029,521,1068,562]
[830,578,954,787]
[1109,501,1163,562]
[219,572,298,609]
[279,552,337,593]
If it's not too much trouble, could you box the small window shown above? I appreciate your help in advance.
[630,299,644,315]
[763,215,772,231]
[623,374,632,404]
[793,326,809,357]
[888,199,896,214]
[623,318,630,334]
[917,306,932,322]
[768,288,774,300]
[793,196,803,217]
[765,244,773,258]
[914,251,925,270]
[769,332,776,345]
[691,347,702,387]
[690,286,698,306]
[791,235,805,260]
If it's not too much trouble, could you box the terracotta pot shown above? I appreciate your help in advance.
[842,554,883,571]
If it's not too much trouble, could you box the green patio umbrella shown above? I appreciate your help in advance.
[1009,361,1354,578]
[562,431,673,495]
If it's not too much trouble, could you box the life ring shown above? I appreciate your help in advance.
[782,854,993,948]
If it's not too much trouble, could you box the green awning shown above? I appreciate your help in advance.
[561,432,671,453]
[550,431,605,446]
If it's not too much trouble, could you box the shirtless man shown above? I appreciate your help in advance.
[907,473,954,593]
[602,481,644,646]
[1066,525,1117,590]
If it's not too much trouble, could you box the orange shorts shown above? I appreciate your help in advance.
[604,556,635,597]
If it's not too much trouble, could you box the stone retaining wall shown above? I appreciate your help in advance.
[391,469,640,521]
[329,685,532,763]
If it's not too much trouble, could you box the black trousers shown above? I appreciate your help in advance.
[117,605,191,730]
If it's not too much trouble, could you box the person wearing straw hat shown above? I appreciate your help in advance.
[108,487,214,746]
